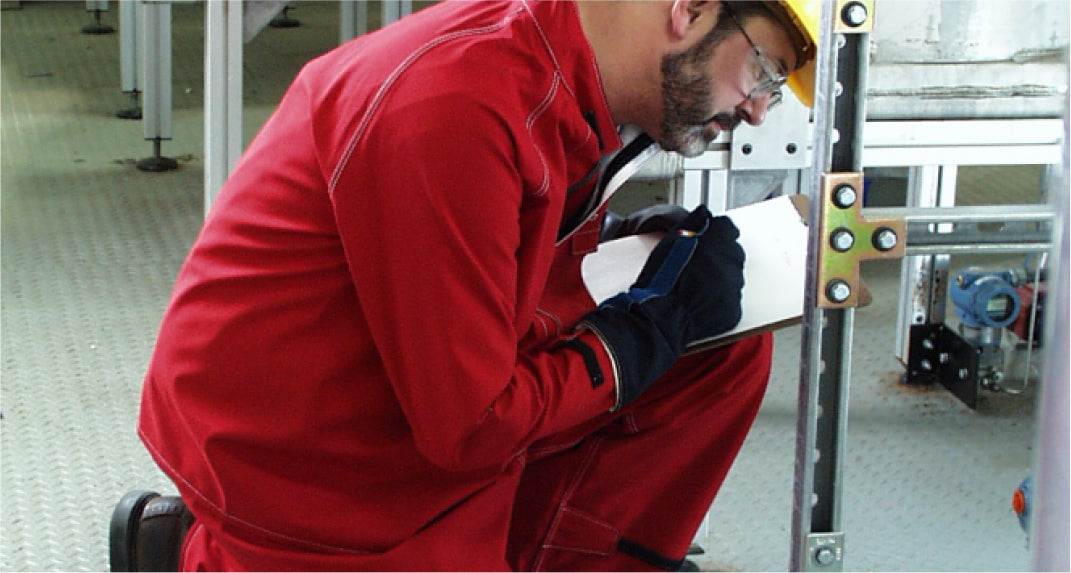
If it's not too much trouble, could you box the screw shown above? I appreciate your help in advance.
[939,352,950,364]
[872,226,898,251]
[959,368,970,380]
[830,228,855,252]
[921,338,934,350]
[826,279,852,303]
[815,546,837,566]
[921,359,932,371]
[841,1,868,27]
[832,184,857,208]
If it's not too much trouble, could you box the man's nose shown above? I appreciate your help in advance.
[737,95,772,126]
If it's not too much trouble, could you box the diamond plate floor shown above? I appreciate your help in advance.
[0,2,1052,571]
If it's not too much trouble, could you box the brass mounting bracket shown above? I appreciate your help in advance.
[817,172,905,308]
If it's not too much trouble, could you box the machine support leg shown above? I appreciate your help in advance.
[137,0,176,173]
[204,0,245,212]
[116,0,142,119]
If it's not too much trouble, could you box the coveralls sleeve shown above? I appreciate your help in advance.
[325,84,616,472]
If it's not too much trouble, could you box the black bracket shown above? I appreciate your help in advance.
[906,323,981,409]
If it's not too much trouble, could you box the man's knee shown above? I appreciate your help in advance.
[612,333,773,433]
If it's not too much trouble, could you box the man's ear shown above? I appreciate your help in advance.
[669,1,719,41]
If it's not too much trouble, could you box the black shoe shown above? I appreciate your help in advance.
[678,558,701,572]
[110,491,194,572]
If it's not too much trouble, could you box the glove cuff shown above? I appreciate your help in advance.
[576,319,625,412]
[578,305,678,411]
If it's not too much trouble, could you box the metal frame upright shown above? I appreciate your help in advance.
[788,1,1065,570]
[791,1,873,570]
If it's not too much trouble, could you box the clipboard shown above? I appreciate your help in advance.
[581,195,868,351]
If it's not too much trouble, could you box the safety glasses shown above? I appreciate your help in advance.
[722,5,787,109]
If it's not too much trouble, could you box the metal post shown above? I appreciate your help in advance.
[117,0,142,119]
[204,0,244,213]
[791,1,874,570]
[893,165,956,366]
[381,0,411,26]
[680,168,730,212]
[1029,96,1069,573]
[339,0,368,43]
[137,0,177,172]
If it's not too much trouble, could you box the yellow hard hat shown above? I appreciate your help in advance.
[763,0,820,107]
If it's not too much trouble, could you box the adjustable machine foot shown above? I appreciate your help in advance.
[116,91,142,120]
[82,10,114,34]
[269,6,300,28]
[136,139,178,172]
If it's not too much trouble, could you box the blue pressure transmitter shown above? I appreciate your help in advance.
[949,268,1022,330]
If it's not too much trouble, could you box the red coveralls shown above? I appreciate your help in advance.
[137,1,773,570]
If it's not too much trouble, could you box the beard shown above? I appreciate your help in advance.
[659,27,741,158]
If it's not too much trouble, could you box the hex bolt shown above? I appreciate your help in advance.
[832,184,857,209]
[841,1,868,27]
[830,228,855,252]
[826,279,852,303]
[921,338,934,350]
[959,368,970,380]
[815,546,837,566]
[939,352,950,364]
[921,359,932,371]
[872,226,898,252]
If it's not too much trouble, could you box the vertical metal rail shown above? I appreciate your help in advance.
[339,0,369,43]
[204,0,244,213]
[1030,91,1069,573]
[117,0,142,119]
[893,165,956,367]
[791,1,873,570]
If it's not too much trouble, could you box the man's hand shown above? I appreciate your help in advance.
[579,205,745,409]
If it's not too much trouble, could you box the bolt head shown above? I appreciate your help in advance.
[831,228,856,252]
[826,279,852,303]
[842,1,868,27]
[872,227,898,251]
[815,546,837,566]
[832,184,857,209]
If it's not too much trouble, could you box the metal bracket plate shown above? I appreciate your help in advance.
[907,323,982,409]
[817,172,906,308]
[805,532,846,571]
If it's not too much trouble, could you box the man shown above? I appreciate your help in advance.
[137,1,817,569]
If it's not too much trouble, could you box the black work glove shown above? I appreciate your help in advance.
[579,205,745,410]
